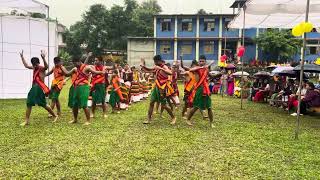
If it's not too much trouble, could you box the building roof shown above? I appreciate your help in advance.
[127,36,155,40]
[230,0,247,8]
[154,14,236,18]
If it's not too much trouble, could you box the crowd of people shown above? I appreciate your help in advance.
[208,67,320,116]
[249,75,320,116]
[20,51,215,127]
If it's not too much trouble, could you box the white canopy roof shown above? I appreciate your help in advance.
[229,0,320,29]
[0,0,48,15]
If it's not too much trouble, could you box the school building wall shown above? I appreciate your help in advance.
[154,14,320,64]
[127,38,155,67]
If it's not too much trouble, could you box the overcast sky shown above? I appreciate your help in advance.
[41,0,235,27]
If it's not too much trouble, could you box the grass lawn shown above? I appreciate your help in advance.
[1,83,320,179]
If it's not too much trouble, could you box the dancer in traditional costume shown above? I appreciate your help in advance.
[109,70,125,113]
[90,56,114,118]
[186,55,214,128]
[19,50,58,126]
[68,52,92,110]
[141,55,176,125]
[69,57,105,125]
[180,59,198,119]
[171,64,180,106]
[46,57,74,116]
[130,66,142,102]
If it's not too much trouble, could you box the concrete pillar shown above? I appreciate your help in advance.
[154,40,157,56]
[174,16,178,61]
[255,28,259,60]
[196,15,200,60]
[237,28,242,62]
[127,39,131,65]
[154,16,157,56]
[218,16,223,60]
[154,16,157,38]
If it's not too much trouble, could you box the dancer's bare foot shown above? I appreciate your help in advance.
[90,114,94,118]
[170,118,176,125]
[117,111,120,114]
[53,116,58,123]
[159,113,164,118]
[48,114,53,118]
[83,122,91,126]
[69,120,77,124]
[103,114,108,119]
[186,120,193,126]
[20,121,29,126]
[143,120,151,124]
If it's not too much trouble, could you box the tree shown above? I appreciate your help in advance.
[141,0,162,13]
[131,0,162,36]
[197,9,207,15]
[30,13,46,19]
[124,0,138,14]
[65,0,162,57]
[64,28,83,58]
[58,49,72,66]
[255,29,302,63]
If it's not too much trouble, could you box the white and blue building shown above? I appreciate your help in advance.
[127,1,320,66]
[153,13,320,64]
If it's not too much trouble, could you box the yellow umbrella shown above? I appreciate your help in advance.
[315,57,320,65]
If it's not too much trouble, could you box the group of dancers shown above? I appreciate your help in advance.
[20,51,214,128]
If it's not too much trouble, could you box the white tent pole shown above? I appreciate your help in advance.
[28,16,32,89]
[47,5,50,87]
[295,0,310,140]
[240,5,246,110]
[1,16,3,98]
[222,29,227,98]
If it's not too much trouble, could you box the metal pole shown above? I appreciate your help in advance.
[295,0,310,140]
[222,35,227,98]
[47,6,50,87]
[224,36,227,55]
[240,5,246,110]
[1,16,3,98]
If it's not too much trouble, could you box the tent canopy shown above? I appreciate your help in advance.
[0,0,48,15]
[229,0,320,28]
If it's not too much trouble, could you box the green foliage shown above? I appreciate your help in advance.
[64,28,83,58]
[30,13,46,19]
[64,0,161,57]
[1,83,320,178]
[255,29,302,63]
[197,9,207,15]
[58,49,72,66]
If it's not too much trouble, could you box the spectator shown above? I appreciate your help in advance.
[291,82,320,116]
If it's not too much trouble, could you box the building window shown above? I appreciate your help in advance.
[204,41,214,54]
[181,19,193,32]
[204,18,215,31]
[180,44,193,55]
[224,18,232,31]
[309,47,317,55]
[160,42,171,54]
[161,19,171,32]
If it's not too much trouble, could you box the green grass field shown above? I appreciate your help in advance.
[1,83,320,179]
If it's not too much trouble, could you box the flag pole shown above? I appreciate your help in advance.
[47,5,50,87]
[295,0,310,140]
[240,5,246,110]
